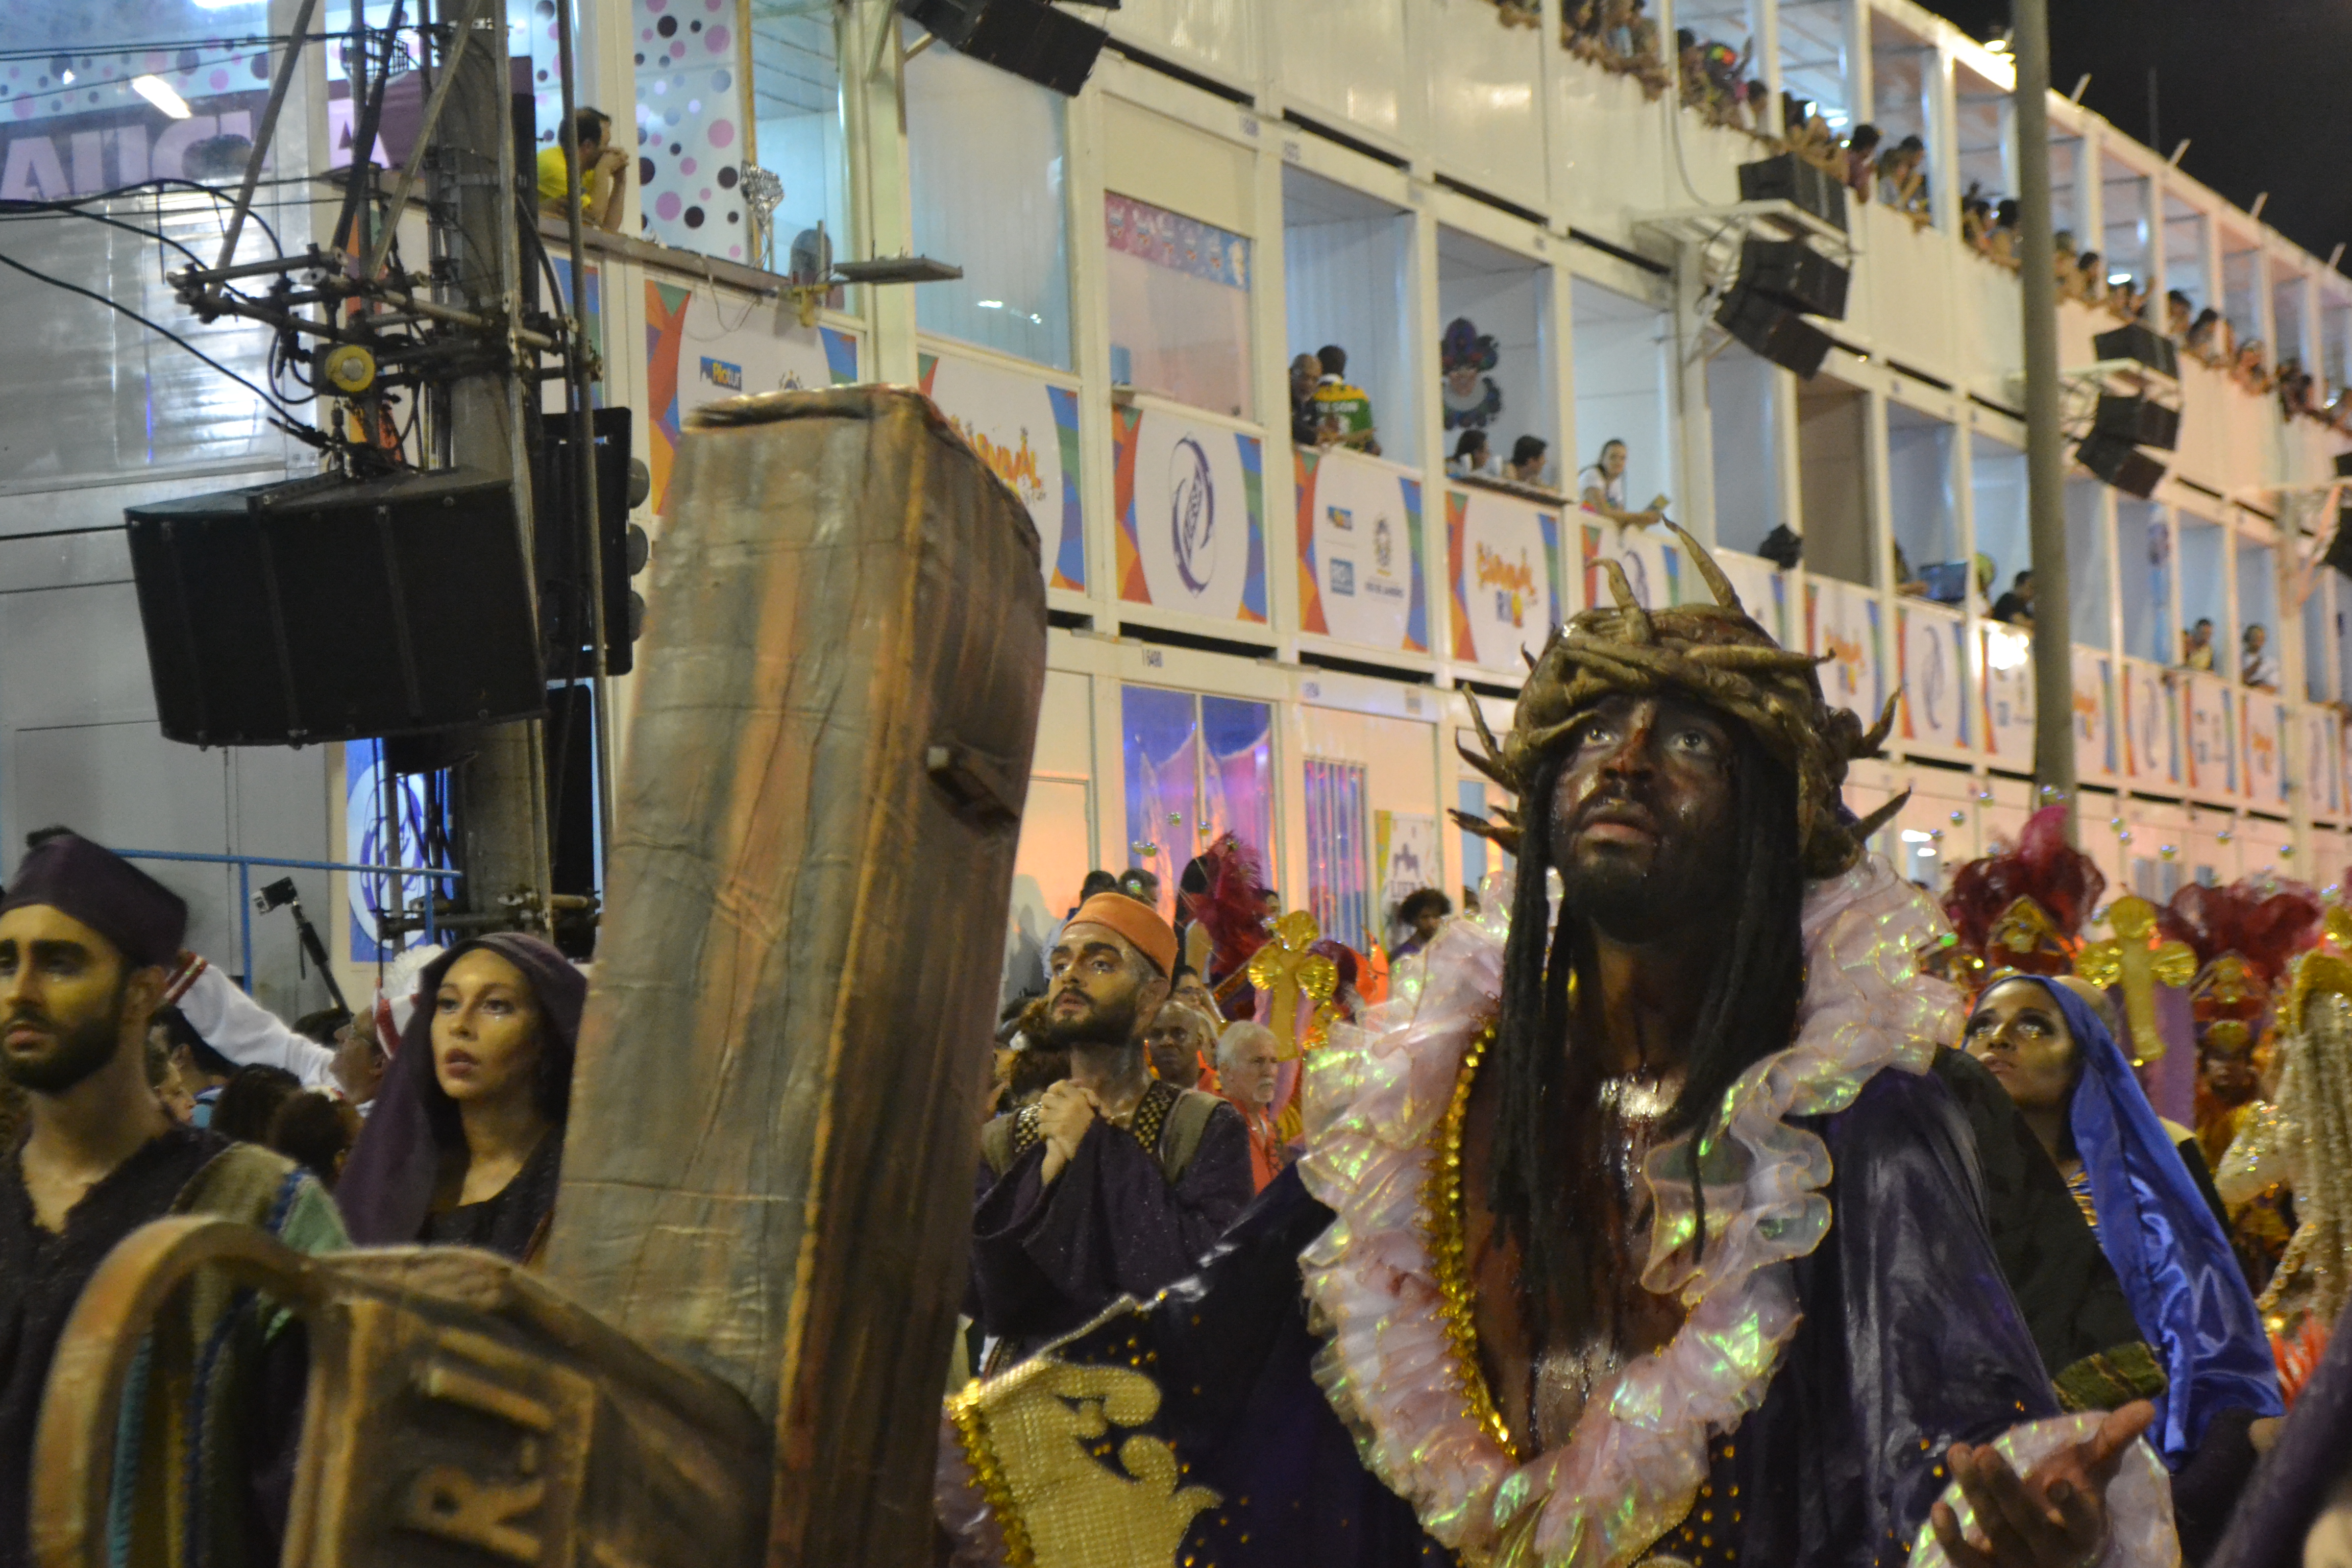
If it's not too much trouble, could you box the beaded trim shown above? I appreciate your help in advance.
[1423,1021,1517,1459]
[946,1381,1037,1568]
[1007,1079,1181,1161]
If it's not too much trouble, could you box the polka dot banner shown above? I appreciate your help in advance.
[632,0,747,261]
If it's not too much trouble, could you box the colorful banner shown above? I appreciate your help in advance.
[1979,623,2035,765]
[1448,487,1560,672]
[1104,193,1252,290]
[2308,706,2346,819]
[1895,602,1969,752]
[1374,810,1440,935]
[2243,697,2287,808]
[1712,548,1787,645]
[2071,647,2118,783]
[644,278,861,514]
[2120,658,2180,787]
[1295,448,1428,655]
[342,741,444,964]
[1112,405,1267,623]
[2184,673,2239,798]
[1579,520,1680,612]
[918,351,1086,592]
[1805,578,1885,731]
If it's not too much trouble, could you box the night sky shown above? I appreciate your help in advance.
[1918,0,2352,268]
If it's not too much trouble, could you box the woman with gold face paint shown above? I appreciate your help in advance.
[1964,973,2284,1557]
[337,933,586,1263]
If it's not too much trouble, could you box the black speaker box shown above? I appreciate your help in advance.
[2076,433,2166,499]
[126,469,545,747]
[533,406,639,678]
[1736,152,1849,233]
[1736,235,1850,321]
[898,0,1108,94]
[2092,393,2179,451]
[1716,286,1832,379]
[2092,322,2180,381]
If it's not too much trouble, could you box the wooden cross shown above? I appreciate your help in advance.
[1246,909,1339,1060]
[2074,894,2197,1065]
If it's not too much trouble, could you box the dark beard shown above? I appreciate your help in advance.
[1034,990,1142,1052]
[1,991,127,1095]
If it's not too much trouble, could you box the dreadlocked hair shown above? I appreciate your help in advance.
[1485,725,1808,1345]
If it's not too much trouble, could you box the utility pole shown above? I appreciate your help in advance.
[2015,0,2077,841]
[435,0,555,927]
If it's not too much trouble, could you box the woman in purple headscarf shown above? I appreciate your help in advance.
[336,933,585,1263]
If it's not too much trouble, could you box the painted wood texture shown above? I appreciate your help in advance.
[541,385,1046,1566]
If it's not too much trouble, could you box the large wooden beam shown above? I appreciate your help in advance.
[541,385,1046,1565]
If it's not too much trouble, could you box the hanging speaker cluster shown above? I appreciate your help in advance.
[897,0,1108,94]
[1713,235,1849,380]
[2074,327,2183,498]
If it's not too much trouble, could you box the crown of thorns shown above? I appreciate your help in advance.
[1454,522,1904,879]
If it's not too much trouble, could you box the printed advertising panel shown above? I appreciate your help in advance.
[1806,578,1885,731]
[1296,448,1429,655]
[2184,673,2239,798]
[1449,487,1561,673]
[2120,658,2180,787]
[1113,405,1268,623]
[2243,697,2287,809]
[919,350,1086,592]
[644,279,860,513]
[1712,548,1788,645]
[1579,519,1680,612]
[2305,706,2344,819]
[2071,647,2118,784]
[1979,624,2035,765]
[1895,602,1969,753]
[343,741,448,964]
[1375,810,1440,930]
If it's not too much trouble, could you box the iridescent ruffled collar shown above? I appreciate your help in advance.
[1294,857,1961,1567]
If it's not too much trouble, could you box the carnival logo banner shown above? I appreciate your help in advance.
[1449,488,1559,672]
[644,279,859,514]
[1896,602,1968,751]
[2122,658,2180,786]
[1113,406,1267,623]
[2185,673,2239,798]
[920,351,1086,592]
[1296,448,1428,654]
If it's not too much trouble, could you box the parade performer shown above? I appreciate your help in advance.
[2218,940,2352,1396]
[940,530,2176,1568]
[0,835,347,1568]
[1964,974,2282,1557]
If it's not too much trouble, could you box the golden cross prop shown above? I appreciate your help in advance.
[1246,909,1338,1061]
[2073,894,2197,1065]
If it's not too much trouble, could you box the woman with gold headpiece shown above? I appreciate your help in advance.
[940,527,2181,1568]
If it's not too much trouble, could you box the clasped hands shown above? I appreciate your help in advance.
[1034,1080,1101,1185]
[1929,1402,2153,1568]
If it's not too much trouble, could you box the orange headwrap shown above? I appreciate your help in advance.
[1067,892,1179,978]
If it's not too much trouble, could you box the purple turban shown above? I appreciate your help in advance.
[0,833,187,969]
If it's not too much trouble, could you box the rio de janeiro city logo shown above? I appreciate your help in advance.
[1170,436,1217,594]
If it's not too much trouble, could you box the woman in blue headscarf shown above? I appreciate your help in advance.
[1966,973,2284,1561]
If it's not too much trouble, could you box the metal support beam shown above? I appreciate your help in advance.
[2015,0,2076,839]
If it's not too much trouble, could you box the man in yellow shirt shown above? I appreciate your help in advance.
[536,106,629,232]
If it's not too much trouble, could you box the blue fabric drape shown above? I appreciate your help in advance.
[1999,978,2284,1464]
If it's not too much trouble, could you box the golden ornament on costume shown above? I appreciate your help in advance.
[2074,894,2196,1065]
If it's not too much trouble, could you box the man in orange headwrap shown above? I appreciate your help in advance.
[965,893,1253,1368]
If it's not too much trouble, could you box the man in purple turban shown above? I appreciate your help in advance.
[0,832,346,1568]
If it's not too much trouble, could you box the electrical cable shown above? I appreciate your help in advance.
[1,177,289,261]
[0,246,324,445]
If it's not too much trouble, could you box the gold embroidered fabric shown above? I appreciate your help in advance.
[947,1356,1217,1568]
